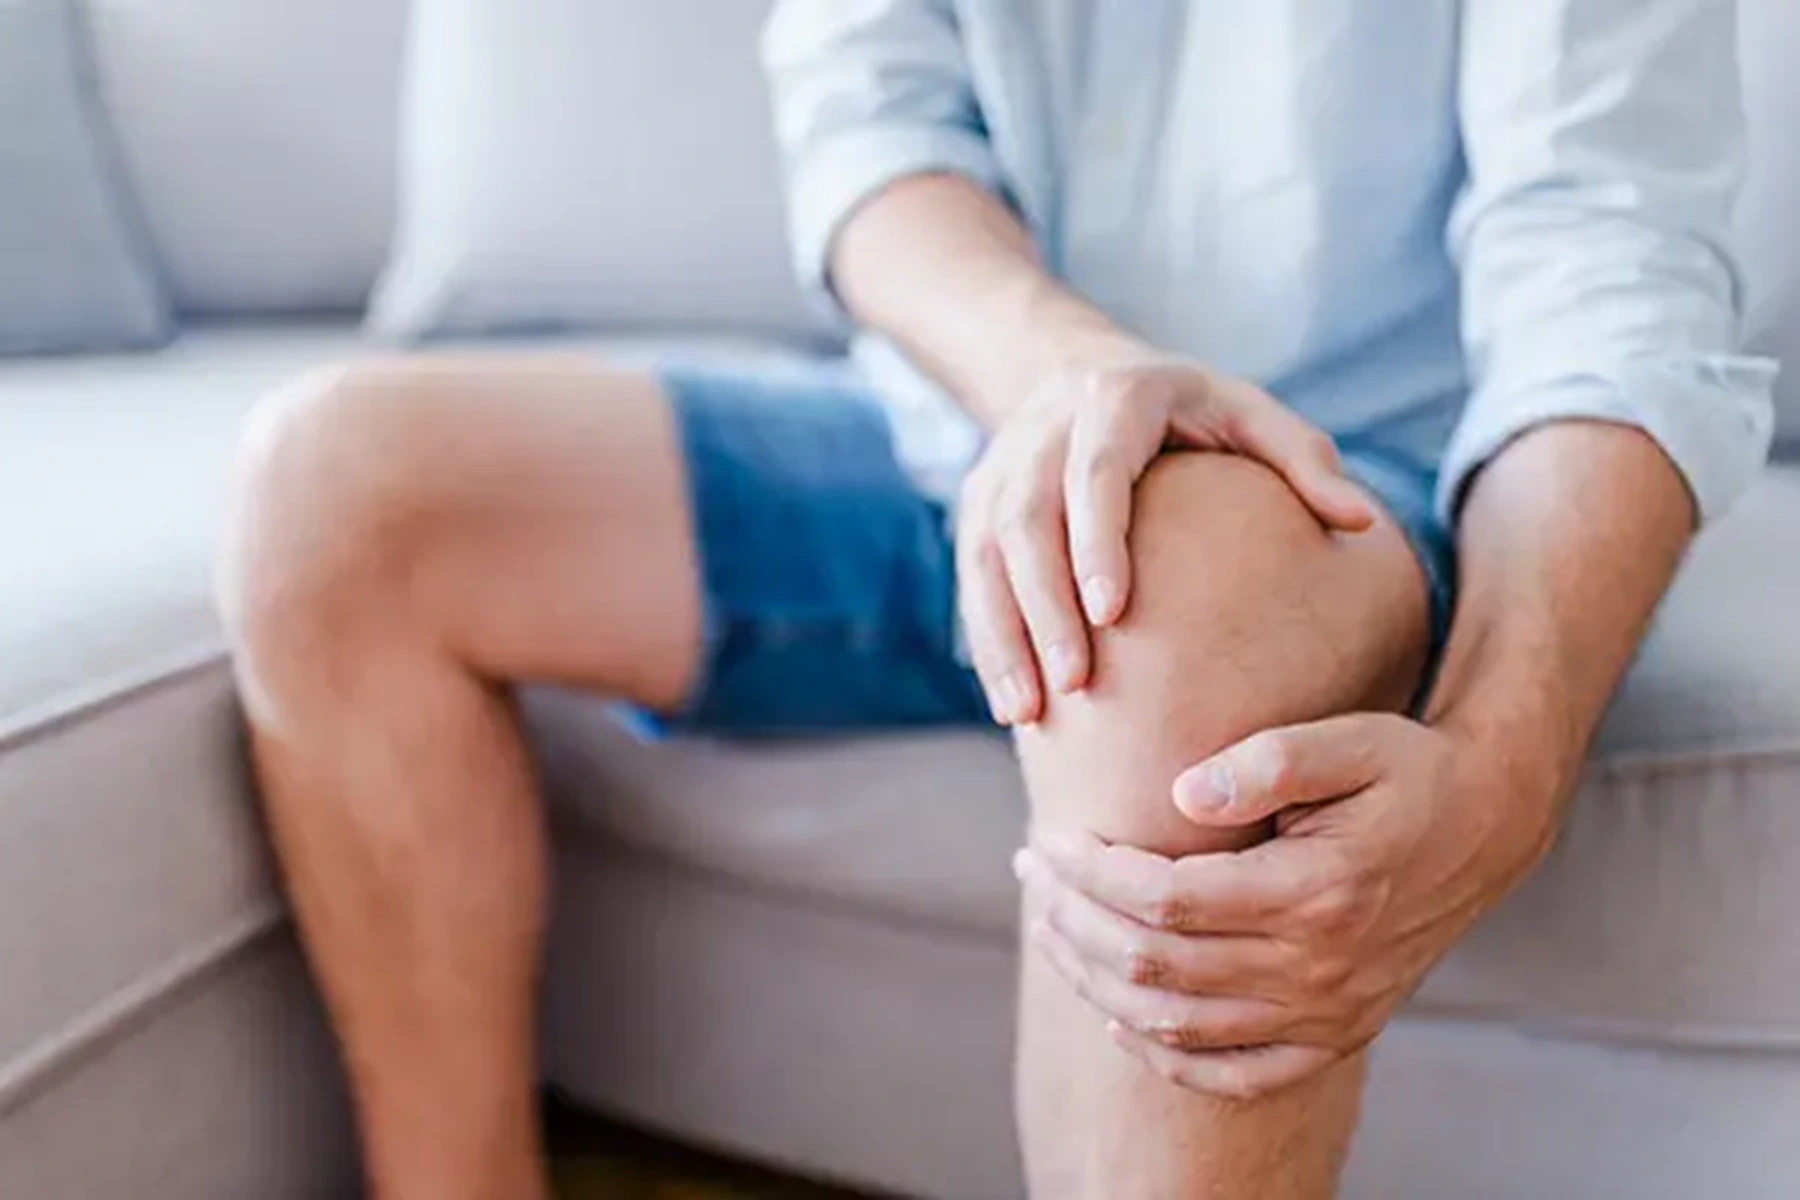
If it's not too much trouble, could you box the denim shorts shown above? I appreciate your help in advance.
[623,363,1455,738]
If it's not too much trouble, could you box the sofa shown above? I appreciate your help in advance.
[2,2,1796,1197]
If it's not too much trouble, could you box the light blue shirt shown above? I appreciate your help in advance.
[761,0,1778,524]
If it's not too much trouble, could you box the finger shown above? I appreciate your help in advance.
[956,531,1042,725]
[995,451,1091,695]
[1172,714,1390,825]
[1108,1024,1341,1101]
[1029,858,1289,997]
[1206,402,1375,533]
[1032,925,1292,1050]
[1064,398,1152,626]
[1032,829,1323,934]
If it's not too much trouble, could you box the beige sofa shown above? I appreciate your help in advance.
[3,2,1797,1197]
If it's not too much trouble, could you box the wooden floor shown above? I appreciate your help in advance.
[546,1095,886,1200]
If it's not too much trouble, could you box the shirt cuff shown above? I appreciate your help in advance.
[1435,354,1780,528]
[784,122,1007,327]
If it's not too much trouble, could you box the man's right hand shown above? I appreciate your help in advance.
[956,346,1377,726]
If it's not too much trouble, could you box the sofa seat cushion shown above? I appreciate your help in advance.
[0,326,355,1110]
[0,323,825,1108]
[532,468,1800,1046]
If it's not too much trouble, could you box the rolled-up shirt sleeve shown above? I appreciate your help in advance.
[1441,0,1779,526]
[760,0,1008,322]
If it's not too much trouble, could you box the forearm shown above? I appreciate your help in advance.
[829,174,1134,427]
[1424,421,1696,819]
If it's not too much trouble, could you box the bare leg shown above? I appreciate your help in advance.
[218,358,705,1200]
[1014,454,1430,1199]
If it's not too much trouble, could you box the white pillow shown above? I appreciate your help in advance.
[84,0,408,315]
[370,0,825,343]
[1,0,169,355]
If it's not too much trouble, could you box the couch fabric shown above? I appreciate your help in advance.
[0,0,167,354]
[2,1,1798,1198]
[5,327,1800,1199]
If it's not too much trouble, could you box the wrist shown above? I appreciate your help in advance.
[967,280,1147,420]
[1440,714,1573,857]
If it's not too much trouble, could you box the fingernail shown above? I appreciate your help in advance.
[994,672,1030,723]
[1045,643,1081,692]
[1340,482,1376,521]
[1208,760,1237,807]
[1176,759,1236,814]
[1011,849,1030,881]
[1081,577,1120,623]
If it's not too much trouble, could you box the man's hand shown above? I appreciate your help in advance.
[1014,713,1558,1100]
[957,351,1376,725]
[826,175,1373,726]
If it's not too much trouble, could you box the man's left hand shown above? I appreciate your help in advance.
[1015,713,1558,1101]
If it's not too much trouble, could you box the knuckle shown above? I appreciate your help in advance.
[1278,940,1319,984]
[1123,943,1167,988]
[1087,369,1135,406]
[1302,952,1355,996]
[1076,444,1121,483]
[1305,882,1363,932]
[1253,736,1297,795]
[998,489,1058,538]
[1149,891,1192,932]
[1161,1021,1206,1052]
[960,535,1005,585]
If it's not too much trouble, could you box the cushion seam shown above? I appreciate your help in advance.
[1404,998,1800,1053]
[0,900,286,1118]
[1586,737,1800,780]
[0,638,230,751]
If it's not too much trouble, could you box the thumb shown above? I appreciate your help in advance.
[1173,715,1388,825]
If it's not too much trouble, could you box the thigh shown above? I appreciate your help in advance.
[300,354,985,733]
[240,354,707,711]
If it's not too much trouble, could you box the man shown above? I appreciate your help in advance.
[216,1,1775,1197]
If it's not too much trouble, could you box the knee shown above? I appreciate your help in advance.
[216,361,439,692]
[1019,453,1379,857]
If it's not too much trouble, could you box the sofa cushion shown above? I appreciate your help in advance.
[81,0,409,314]
[532,468,1800,1045]
[370,0,823,343]
[0,327,356,1108]
[0,0,169,355]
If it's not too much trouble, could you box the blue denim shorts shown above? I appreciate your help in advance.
[623,363,1454,738]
